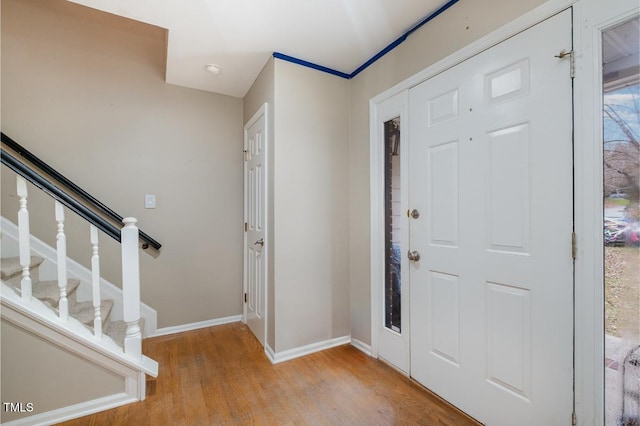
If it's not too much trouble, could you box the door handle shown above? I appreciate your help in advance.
[408,251,420,261]
[254,238,264,246]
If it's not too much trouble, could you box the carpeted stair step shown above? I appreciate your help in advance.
[0,256,44,286]
[105,318,145,348]
[32,278,81,307]
[2,254,146,350]
[69,299,114,331]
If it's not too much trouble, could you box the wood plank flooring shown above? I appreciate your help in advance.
[59,322,480,425]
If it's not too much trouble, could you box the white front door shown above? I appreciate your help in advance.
[244,104,268,346]
[409,9,573,425]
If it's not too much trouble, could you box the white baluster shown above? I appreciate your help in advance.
[90,225,102,339]
[55,202,69,321]
[121,217,141,360]
[16,176,32,302]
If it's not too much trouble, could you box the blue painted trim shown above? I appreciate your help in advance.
[273,0,459,80]
[273,52,351,79]
[405,0,459,38]
[349,34,408,78]
[350,0,458,78]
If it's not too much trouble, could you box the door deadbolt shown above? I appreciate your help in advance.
[408,251,421,261]
[410,209,420,219]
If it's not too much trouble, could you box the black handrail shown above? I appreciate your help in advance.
[1,149,122,243]
[1,132,161,250]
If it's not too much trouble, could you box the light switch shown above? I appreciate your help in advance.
[145,194,156,209]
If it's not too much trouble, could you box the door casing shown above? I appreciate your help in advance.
[573,1,639,424]
[369,0,634,422]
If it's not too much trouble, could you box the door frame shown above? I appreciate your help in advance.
[573,2,639,424]
[242,102,269,346]
[369,0,631,422]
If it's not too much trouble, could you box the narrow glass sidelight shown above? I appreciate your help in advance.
[602,15,639,426]
[384,118,402,333]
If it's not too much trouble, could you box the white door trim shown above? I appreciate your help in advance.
[573,2,639,424]
[243,102,269,347]
[371,0,640,424]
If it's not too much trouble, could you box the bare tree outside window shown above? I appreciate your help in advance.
[604,86,640,210]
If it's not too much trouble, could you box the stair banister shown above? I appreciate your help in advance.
[2,148,159,416]
[2,149,121,243]
[3,151,145,359]
[90,225,103,339]
[55,201,69,321]
[121,218,142,361]
[16,176,32,301]
[1,133,161,251]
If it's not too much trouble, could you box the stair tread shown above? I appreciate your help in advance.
[0,256,44,280]
[70,299,114,326]
[33,279,81,303]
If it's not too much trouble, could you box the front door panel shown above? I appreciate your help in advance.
[409,9,573,425]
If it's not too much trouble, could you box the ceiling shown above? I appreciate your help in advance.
[66,0,451,98]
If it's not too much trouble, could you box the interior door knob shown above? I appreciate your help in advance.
[408,250,420,261]
[254,238,264,246]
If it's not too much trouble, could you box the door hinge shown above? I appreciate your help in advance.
[243,149,248,161]
[572,411,577,426]
[570,50,575,78]
[571,231,577,260]
[244,222,248,232]
[555,49,575,78]
[244,292,247,303]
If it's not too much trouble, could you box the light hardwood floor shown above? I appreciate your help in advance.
[59,322,480,425]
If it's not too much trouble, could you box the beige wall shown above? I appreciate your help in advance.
[244,57,351,353]
[243,57,276,350]
[1,0,244,328]
[1,0,551,354]
[348,0,547,344]
[0,319,124,422]
[273,59,350,352]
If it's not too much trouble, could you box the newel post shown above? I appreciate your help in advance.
[121,217,142,361]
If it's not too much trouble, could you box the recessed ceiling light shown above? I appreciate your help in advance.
[205,64,221,75]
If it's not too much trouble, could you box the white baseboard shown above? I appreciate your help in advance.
[149,315,242,337]
[350,338,373,356]
[1,393,136,426]
[267,335,351,364]
[264,343,276,364]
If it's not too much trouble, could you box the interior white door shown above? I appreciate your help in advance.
[244,104,268,346]
[409,10,573,425]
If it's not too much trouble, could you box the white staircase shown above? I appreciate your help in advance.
[1,255,135,349]
[0,174,159,425]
